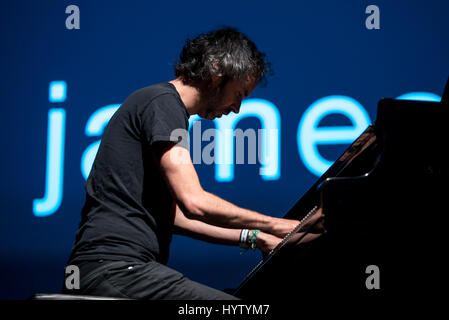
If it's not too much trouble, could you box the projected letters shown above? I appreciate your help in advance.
[33,82,67,217]
[81,105,121,180]
[33,81,441,217]
[188,99,281,182]
[297,95,371,176]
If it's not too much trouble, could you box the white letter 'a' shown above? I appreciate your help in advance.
[65,5,80,29]
[65,265,80,290]
[365,5,380,30]
[365,265,380,289]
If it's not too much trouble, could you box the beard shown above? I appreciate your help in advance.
[198,82,225,120]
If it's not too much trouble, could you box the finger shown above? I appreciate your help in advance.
[312,219,325,233]
[297,233,321,244]
[302,210,325,232]
[286,232,322,246]
[302,209,321,225]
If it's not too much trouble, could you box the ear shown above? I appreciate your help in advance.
[210,74,222,88]
[210,61,227,88]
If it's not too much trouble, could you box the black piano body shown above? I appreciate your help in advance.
[234,83,449,299]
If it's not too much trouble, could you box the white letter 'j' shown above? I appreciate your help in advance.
[33,81,67,217]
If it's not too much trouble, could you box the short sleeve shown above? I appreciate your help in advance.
[141,93,189,149]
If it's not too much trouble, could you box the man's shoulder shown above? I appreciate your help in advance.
[117,82,188,127]
[129,82,180,105]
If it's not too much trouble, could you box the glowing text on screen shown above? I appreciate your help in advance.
[32,82,441,217]
[297,95,372,176]
[188,99,281,182]
[33,82,67,217]
[81,104,120,180]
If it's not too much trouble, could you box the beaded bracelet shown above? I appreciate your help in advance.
[250,229,259,251]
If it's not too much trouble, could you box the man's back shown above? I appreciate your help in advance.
[67,82,189,265]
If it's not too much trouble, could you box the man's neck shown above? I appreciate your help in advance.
[168,78,201,115]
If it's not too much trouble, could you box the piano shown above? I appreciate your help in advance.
[234,77,449,299]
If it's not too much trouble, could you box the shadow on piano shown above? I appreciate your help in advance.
[234,77,449,300]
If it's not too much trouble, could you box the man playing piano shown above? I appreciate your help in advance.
[64,27,322,300]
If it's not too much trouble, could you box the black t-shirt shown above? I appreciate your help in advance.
[67,82,189,265]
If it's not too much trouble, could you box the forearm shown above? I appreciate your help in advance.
[154,145,297,238]
[189,191,278,233]
[173,204,241,245]
[173,205,279,252]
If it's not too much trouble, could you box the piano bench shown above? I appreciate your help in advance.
[30,293,130,300]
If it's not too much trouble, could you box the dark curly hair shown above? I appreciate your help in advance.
[174,27,272,87]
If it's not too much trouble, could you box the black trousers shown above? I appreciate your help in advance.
[62,260,238,300]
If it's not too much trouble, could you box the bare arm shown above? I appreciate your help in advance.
[173,204,286,253]
[173,203,241,245]
[153,143,299,238]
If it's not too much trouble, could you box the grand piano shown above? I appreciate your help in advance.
[234,78,449,299]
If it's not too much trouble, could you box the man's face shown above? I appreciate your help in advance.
[198,76,258,120]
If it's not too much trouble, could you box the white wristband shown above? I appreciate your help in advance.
[239,229,250,248]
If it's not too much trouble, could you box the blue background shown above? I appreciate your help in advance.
[1,0,448,299]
